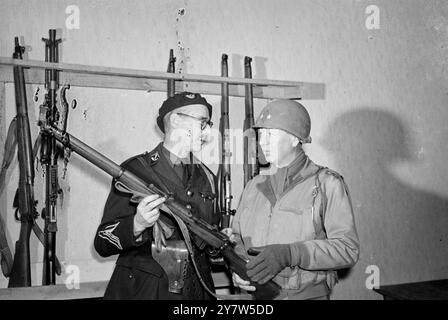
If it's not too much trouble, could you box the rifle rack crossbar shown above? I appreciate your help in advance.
[0,57,324,100]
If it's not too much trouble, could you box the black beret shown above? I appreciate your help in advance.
[157,92,213,133]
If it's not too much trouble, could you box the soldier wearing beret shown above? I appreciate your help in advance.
[94,92,220,300]
[231,100,360,300]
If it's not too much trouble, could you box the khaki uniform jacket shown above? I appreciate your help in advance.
[232,157,359,296]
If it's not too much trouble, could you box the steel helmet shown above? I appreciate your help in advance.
[253,99,312,143]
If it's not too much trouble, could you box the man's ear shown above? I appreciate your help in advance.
[291,135,300,147]
[169,113,181,128]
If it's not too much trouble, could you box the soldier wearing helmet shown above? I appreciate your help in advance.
[231,99,360,300]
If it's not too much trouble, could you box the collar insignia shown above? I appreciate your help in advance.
[151,151,160,162]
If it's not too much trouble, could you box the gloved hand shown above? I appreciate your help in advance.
[246,244,292,285]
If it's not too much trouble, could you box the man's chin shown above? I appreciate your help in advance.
[264,154,276,163]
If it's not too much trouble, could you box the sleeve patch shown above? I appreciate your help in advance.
[98,222,123,250]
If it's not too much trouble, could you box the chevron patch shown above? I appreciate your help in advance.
[98,222,123,250]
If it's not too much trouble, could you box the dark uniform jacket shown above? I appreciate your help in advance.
[94,142,220,300]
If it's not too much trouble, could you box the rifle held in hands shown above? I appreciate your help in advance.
[42,125,281,300]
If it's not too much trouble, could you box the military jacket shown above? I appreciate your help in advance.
[232,157,359,298]
[94,143,220,299]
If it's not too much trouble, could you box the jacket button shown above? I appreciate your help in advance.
[186,204,192,209]
[186,190,193,197]
[129,274,133,279]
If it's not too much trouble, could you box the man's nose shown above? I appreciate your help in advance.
[200,127,211,141]
[259,135,269,147]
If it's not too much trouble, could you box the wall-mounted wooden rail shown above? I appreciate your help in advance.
[0,57,325,100]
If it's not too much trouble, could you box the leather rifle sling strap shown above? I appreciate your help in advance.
[0,215,12,277]
[0,119,17,277]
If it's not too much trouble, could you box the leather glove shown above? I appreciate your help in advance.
[246,244,291,285]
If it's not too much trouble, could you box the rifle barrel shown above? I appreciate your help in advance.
[243,56,259,186]
[167,49,176,98]
[219,54,233,228]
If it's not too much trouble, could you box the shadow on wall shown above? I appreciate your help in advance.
[321,108,448,284]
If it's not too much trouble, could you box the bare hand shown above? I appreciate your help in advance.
[221,227,235,243]
[232,272,256,292]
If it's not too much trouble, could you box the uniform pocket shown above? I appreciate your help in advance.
[128,266,152,298]
[274,268,317,290]
[105,258,165,299]
[104,264,149,299]
[278,205,316,241]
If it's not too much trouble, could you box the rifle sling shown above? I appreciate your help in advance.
[0,213,13,277]
[31,223,62,275]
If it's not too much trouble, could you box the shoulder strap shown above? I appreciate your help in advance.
[198,163,220,217]
[312,166,328,237]
[313,167,352,238]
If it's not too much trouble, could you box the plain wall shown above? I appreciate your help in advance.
[1,0,447,299]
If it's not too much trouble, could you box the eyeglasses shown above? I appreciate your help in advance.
[176,112,213,130]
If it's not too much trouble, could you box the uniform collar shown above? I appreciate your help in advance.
[269,149,307,194]
[149,143,184,186]
[258,155,319,208]
[161,143,190,167]
[284,150,308,183]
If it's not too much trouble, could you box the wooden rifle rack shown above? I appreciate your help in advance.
[0,55,323,299]
[0,57,325,100]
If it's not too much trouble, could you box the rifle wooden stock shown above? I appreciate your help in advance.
[44,125,281,300]
[8,38,37,287]
[243,56,259,186]
[219,54,233,229]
